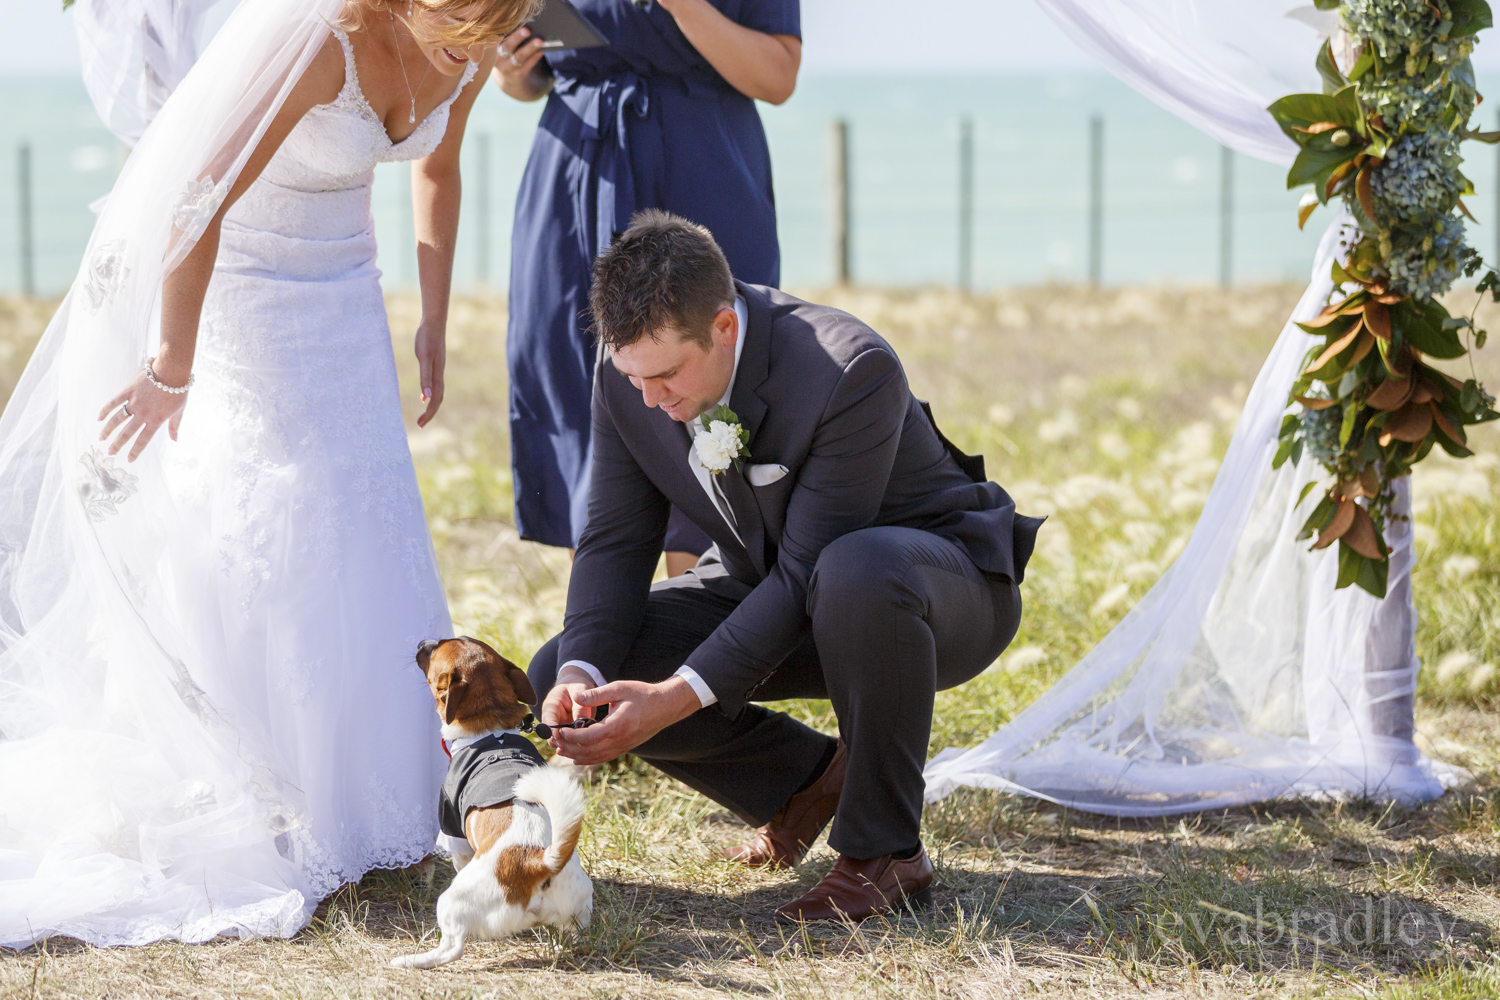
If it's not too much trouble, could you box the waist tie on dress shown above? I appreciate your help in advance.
[554,73,652,259]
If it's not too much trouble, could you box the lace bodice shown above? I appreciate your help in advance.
[263,27,476,192]
[220,27,476,270]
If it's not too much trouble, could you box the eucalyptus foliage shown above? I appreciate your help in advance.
[1269,0,1500,597]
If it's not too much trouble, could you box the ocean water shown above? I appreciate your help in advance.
[3,71,1500,296]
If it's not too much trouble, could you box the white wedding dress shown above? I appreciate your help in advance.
[0,27,472,947]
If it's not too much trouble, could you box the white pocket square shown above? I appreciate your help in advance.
[747,463,789,487]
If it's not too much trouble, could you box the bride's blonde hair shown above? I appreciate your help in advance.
[342,0,540,48]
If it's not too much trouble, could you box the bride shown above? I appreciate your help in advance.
[0,0,529,947]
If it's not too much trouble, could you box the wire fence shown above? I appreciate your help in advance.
[6,73,1498,298]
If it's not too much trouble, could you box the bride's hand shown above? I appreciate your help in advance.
[415,320,446,427]
[97,361,190,462]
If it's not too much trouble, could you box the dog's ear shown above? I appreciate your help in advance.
[443,671,470,725]
[504,661,538,706]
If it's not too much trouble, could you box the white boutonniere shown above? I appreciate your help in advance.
[694,405,750,475]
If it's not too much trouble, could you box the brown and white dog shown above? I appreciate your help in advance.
[391,637,592,970]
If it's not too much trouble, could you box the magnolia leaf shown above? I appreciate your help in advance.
[1343,504,1384,560]
[1273,437,1293,469]
[1378,402,1434,444]
[1347,46,1375,82]
[1295,394,1340,410]
[1394,298,1467,359]
[1365,375,1412,411]
[1304,319,1365,375]
[1269,92,1356,134]
[1297,480,1321,507]
[1299,193,1320,230]
[1336,542,1362,590]
[1359,463,1380,499]
[1316,40,1346,94]
[1344,543,1389,598]
[1339,393,1360,447]
[1450,0,1494,37]
[1323,158,1358,201]
[1297,493,1337,541]
[1301,302,1352,329]
[1459,198,1480,223]
[1295,122,1346,134]
[1347,330,1375,367]
[1432,403,1467,445]
[1356,164,1375,220]
[1438,435,1475,458]
[1409,377,1437,405]
[1287,145,1361,196]
[1378,338,1413,378]
[1362,300,1391,342]
[1313,498,1357,550]
[1462,379,1483,413]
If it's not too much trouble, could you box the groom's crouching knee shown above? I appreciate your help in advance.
[806,528,925,626]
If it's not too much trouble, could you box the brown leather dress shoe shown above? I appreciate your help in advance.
[774,847,934,922]
[721,740,847,869]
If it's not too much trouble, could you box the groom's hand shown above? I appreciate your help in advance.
[550,677,700,766]
[540,665,599,728]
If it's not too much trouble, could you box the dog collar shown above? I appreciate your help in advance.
[443,728,524,759]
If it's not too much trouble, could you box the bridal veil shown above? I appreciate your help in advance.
[0,0,351,947]
[924,1,1462,814]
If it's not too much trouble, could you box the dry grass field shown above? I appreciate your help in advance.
[4,284,1500,999]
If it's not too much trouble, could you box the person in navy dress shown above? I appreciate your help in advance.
[493,0,800,574]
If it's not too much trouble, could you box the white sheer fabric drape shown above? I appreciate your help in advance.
[1030,0,1319,163]
[72,0,232,148]
[0,0,349,946]
[924,2,1460,814]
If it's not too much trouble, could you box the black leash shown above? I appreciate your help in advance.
[520,713,597,740]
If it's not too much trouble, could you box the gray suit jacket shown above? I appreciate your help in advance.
[558,283,1043,716]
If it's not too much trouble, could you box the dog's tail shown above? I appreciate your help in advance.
[513,765,586,874]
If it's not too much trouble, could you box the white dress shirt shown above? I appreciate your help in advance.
[559,297,749,709]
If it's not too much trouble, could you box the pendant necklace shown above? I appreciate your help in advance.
[390,3,431,125]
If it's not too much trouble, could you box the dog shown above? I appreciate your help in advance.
[391,636,593,970]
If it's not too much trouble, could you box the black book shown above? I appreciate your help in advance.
[525,0,609,51]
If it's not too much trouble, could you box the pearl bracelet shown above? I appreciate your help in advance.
[145,357,194,394]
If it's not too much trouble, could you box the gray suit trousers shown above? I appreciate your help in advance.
[530,525,1022,859]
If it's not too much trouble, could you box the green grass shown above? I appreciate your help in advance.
[5,284,1500,998]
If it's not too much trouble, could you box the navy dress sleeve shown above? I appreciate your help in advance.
[724,0,800,38]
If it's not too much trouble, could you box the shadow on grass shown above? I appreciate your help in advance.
[301,849,1489,986]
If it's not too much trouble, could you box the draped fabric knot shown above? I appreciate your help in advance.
[556,73,652,258]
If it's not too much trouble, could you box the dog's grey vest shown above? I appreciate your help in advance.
[439,733,547,840]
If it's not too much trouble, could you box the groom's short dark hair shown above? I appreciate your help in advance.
[590,209,735,351]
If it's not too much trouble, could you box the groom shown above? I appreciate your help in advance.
[528,210,1041,921]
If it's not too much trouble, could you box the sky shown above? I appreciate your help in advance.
[5,0,1095,76]
[11,0,1500,79]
